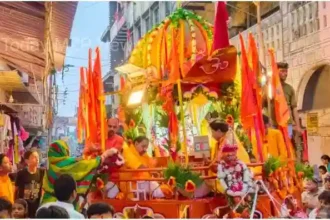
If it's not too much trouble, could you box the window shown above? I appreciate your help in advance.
[271,28,274,38]
[133,3,137,21]
[309,4,312,19]
[277,24,280,35]
[324,15,328,28]
[165,2,171,16]
[323,1,326,9]
[144,15,150,32]
[277,39,281,50]
[135,21,141,44]
[153,7,159,25]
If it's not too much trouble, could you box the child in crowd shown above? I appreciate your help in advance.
[0,198,12,218]
[0,153,13,203]
[35,206,69,218]
[324,176,330,191]
[87,202,114,218]
[319,165,328,185]
[309,190,330,218]
[321,155,330,172]
[302,178,323,215]
[15,149,44,218]
[12,199,28,218]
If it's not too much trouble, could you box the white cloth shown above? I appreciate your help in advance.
[309,208,317,219]
[129,181,164,200]
[0,114,11,153]
[105,181,120,199]
[37,201,84,219]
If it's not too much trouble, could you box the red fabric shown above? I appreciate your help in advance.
[127,29,131,41]
[302,130,309,161]
[212,2,230,51]
[106,134,124,151]
[104,134,124,180]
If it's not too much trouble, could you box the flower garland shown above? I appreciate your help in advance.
[183,85,218,102]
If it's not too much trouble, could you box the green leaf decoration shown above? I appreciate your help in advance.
[264,156,285,176]
[295,162,314,180]
[163,162,203,190]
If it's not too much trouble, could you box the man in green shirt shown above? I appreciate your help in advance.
[267,62,302,138]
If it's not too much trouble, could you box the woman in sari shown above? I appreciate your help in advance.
[41,140,118,205]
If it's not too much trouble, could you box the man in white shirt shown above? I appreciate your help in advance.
[37,174,84,218]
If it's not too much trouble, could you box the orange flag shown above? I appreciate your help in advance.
[269,49,290,126]
[87,49,97,144]
[120,76,126,92]
[247,33,265,139]
[239,34,258,129]
[77,67,86,143]
[93,47,107,143]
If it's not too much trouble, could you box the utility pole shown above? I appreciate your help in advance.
[254,1,272,126]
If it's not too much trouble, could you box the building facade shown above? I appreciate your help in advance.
[230,2,330,165]
[102,2,330,165]
[101,2,177,117]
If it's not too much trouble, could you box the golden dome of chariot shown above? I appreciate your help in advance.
[128,8,214,81]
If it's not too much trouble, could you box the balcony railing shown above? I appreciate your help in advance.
[110,10,127,43]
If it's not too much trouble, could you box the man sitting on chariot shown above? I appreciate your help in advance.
[120,136,173,199]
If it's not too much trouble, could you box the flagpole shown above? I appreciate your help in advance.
[255,2,272,126]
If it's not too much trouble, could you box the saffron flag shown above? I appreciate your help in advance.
[268,49,290,126]
[77,67,86,143]
[247,33,265,140]
[239,34,258,129]
[86,49,97,144]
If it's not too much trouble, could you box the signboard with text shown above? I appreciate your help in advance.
[307,112,318,135]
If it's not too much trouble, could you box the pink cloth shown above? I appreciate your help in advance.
[19,126,29,141]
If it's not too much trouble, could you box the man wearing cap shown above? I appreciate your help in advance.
[302,178,323,214]
[266,62,302,138]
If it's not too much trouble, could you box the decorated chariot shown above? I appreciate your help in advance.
[76,3,312,219]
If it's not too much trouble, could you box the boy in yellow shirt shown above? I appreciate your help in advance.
[0,154,13,204]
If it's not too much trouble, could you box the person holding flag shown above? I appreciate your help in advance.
[266,62,302,139]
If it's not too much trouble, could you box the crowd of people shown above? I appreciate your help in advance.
[296,155,330,218]
[0,143,119,218]
[0,114,330,219]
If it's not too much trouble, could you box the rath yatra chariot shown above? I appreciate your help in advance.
[76,3,311,219]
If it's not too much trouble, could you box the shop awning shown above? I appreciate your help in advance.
[0,70,39,104]
[0,2,77,79]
